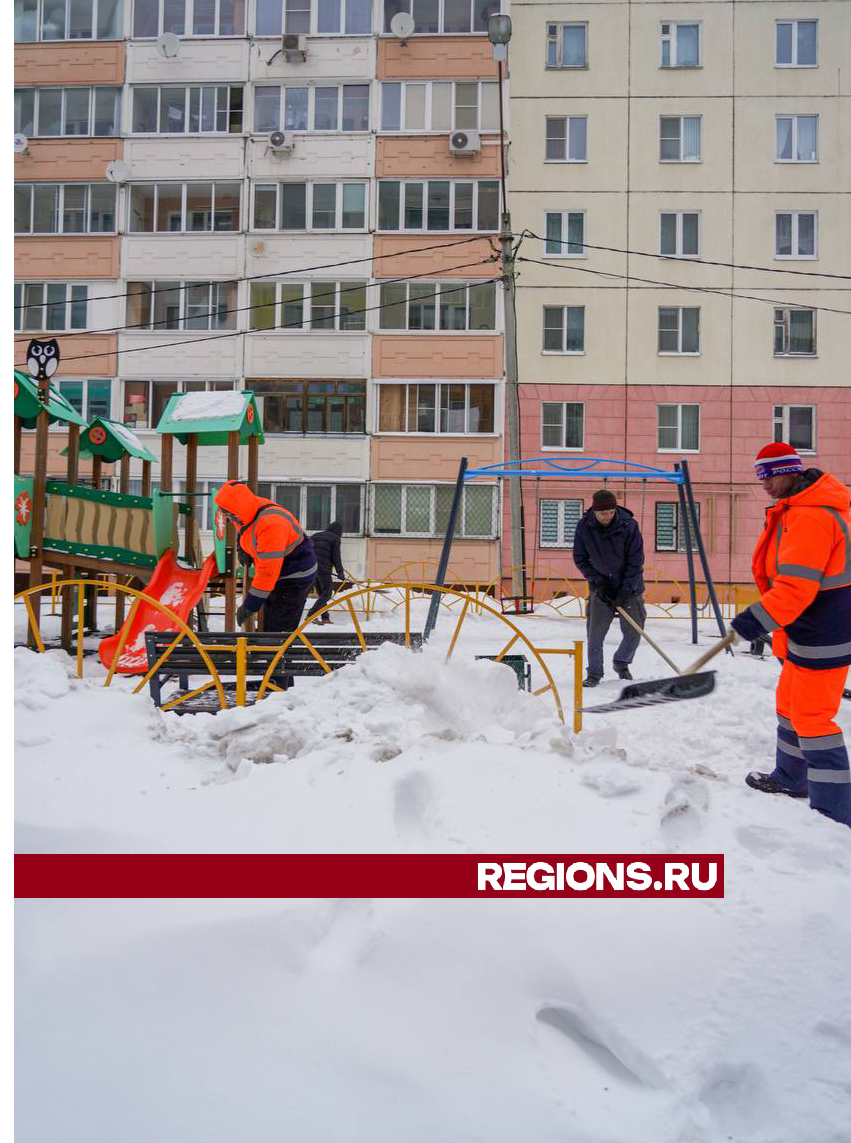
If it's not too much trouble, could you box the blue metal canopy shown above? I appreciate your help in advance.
[464,457,684,483]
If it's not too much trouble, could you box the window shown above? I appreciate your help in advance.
[540,499,583,548]
[249,281,367,331]
[774,309,816,356]
[546,23,587,68]
[775,212,817,259]
[57,378,112,420]
[14,282,88,331]
[660,22,700,68]
[773,405,816,452]
[247,380,366,434]
[15,86,120,137]
[253,182,367,230]
[776,116,818,162]
[542,307,585,353]
[378,281,496,331]
[377,180,499,232]
[132,85,243,134]
[657,404,700,451]
[128,183,241,232]
[660,211,700,257]
[254,481,364,533]
[545,116,587,162]
[381,0,497,35]
[543,211,585,256]
[371,483,496,538]
[655,502,700,552]
[121,378,235,429]
[132,0,246,36]
[659,116,701,161]
[776,20,817,67]
[377,382,495,433]
[541,402,584,448]
[15,184,117,234]
[380,81,499,132]
[15,0,122,40]
[126,281,237,331]
[254,84,369,133]
[254,0,370,34]
[658,307,700,354]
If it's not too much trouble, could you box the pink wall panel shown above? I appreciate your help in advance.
[368,538,499,583]
[13,334,117,378]
[370,435,501,480]
[15,236,120,280]
[378,36,498,80]
[373,335,503,378]
[14,139,123,182]
[373,235,497,280]
[377,136,501,178]
[15,41,125,85]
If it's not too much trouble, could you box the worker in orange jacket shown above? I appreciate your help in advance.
[731,443,851,828]
[214,481,317,632]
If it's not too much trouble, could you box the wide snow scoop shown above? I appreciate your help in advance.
[581,630,738,714]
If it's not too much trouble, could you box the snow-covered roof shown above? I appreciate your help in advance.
[168,390,248,422]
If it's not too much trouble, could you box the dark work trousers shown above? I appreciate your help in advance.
[586,594,647,680]
[263,572,316,633]
[306,569,334,618]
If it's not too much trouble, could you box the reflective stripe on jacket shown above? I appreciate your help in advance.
[214,481,316,599]
[749,470,851,669]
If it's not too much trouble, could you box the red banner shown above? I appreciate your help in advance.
[15,854,724,898]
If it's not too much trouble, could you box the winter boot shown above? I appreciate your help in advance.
[583,674,601,688]
[745,771,808,799]
[615,665,633,681]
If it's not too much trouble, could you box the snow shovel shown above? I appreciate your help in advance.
[614,605,682,676]
[581,630,739,713]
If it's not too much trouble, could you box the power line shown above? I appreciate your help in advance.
[516,256,851,316]
[12,233,489,312]
[14,256,499,341]
[523,230,851,282]
[13,277,503,369]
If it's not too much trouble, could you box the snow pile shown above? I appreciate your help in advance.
[168,389,247,421]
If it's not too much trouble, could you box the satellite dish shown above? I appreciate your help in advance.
[105,159,130,183]
[156,32,180,58]
[14,133,29,154]
[390,12,415,43]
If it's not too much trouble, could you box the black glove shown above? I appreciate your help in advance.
[236,604,249,626]
[236,547,253,569]
[614,590,636,609]
[731,608,767,643]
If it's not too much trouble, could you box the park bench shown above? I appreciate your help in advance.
[475,654,532,692]
[144,629,423,714]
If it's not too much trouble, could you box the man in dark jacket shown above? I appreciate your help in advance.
[573,489,646,687]
[306,520,345,623]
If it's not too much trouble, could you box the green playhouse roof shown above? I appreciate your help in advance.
[63,416,158,464]
[14,369,88,429]
[156,389,264,446]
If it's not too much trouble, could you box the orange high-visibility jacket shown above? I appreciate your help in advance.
[748,471,851,669]
[215,481,316,600]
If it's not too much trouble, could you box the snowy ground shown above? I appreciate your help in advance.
[15,597,851,1143]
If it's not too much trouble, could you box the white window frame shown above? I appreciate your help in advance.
[126,281,238,331]
[774,211,818,260]
[249,280,368,332]
[659,210,701,258]
[539,498,584,549]
[374,380,499,436]
[255,480,365,535]
[131,84,244,135]
[655,502,700,552]
[121,378,237,430]
[380,0,494,37]
[656,404,701,453]
[775,115,818,163]
[542,210,586,258]
[659,115,702,162]
[254,0,372,36]
[545,22,588,69]
[370,483,498,539]
[660,21,702,68]
[53,377,114,423]
[14,282,90,331]
[15,183,118,235]
[657,306,700,355]
[253,83,371,134]
[544,115,588,163]
[773,308,817,357]
[379,80,500,133]
[541,401,585,450]
[127,182,242,234]
[15,85,121,137]
[251,181,367,231]
[773,404,816,453]
[542,306,586,355]
[376,179,500,233]
[377,280,498,334]
[15,0,124,41]
[132,0,246,38]
[775,20,818,68]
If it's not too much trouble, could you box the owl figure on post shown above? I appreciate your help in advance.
[26,338,60,388]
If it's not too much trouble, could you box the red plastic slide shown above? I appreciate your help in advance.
[98,549,218,675]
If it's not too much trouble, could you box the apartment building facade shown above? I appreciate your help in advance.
[508,1,851,593]
[14,0,506,583]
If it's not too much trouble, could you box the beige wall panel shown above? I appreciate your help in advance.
[122,235,244,279]
[14,139,122,182]
[14,41,125,85]
[627,191,734,277]
[377,36,496,80]
[372,335,503,378]
[628,3,734,97]
[733,97,849,194]
[508,99,627,192]
[732,193,850,285]
[244,334,371,377]
[127,40,250,83]
[248,135,373,180]
[256,436,370,480]
[734,2,851,96]
[515,288,627,388]
[509,6,628,99]
[731,292,851,388]
[368,538,499,583]
[15,237,120,280]
[370,436,500,480]
[511,190,628,280]
[13,335,118,378]
[625,290,733,387]
[245,234,370,276]
[372,235,497,279]
[376,136,501,178]
[628,98,733,192]
[249,37,374,81]
[124,138,244,180]
[118,334,240,378]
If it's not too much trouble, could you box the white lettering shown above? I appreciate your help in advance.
[665,862,690,890]
[477,863,503,890]
[565,862,596,891]
[502,862,528,890]
[527,862,555,891]
[596,863,625,891]
[691,862,718,891]
[626,862,653,890]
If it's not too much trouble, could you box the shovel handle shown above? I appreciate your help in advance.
[615,606,682,675]
[682,629,739,675]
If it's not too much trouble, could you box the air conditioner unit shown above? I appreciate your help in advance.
[282,33,307,61]
[449,129,480,157]
[269,129,294,154]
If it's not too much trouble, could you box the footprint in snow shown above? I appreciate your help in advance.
[393,770,435,837]
[535,1004,667,1089]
